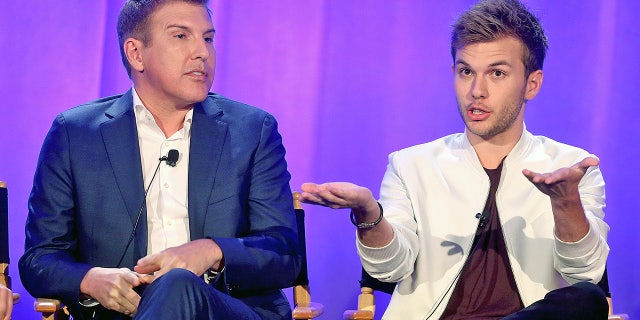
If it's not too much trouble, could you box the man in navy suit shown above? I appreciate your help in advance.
[19,1,301,319]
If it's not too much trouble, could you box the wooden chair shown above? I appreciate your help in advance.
[342,268,394,320]
[292,191,324,319]
[0,181,21,305]
[343,266,629,320]
[599,268,630,320]
[35,192,323,319]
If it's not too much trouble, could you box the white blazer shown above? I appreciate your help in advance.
[357,129,609,319]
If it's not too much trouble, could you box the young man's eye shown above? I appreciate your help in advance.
[459,68,472,76]
[204,37,214,43]
[176,34,186,39]
[493,70,505,77]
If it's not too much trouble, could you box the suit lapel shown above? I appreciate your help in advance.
[188,97,227,240]
[100,90,147,260]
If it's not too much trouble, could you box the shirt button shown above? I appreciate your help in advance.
[163,183,169,188]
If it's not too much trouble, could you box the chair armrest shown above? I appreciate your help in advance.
[292,284,324,319]
[35,298,65,313]
[607,296,630,320]
[293,302,324,320]
[343,309,375,320]
[35,298,69,320]
[343,287,375,320]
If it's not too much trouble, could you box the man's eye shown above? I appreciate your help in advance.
[459,68,472,76]
[204,37,214,43]
[493,70,504,77]
[176,34,186,39]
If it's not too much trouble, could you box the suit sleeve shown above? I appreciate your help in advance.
[18,114,93,305]
[211,113,302,294]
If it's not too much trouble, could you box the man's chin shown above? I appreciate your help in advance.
[465,123,496,139]
[183,91,211,105]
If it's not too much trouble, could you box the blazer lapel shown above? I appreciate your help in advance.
[188,97,227,240]
[100,90,147,260]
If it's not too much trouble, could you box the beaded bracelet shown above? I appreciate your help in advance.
[350,202,383,229]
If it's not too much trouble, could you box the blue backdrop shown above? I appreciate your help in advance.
[1,1,638,319]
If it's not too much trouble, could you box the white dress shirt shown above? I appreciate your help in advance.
[133,88,192,256]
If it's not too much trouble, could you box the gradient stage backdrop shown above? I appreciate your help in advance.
[1,1,639,319]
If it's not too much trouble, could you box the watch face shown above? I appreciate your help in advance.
[203,268,220,284]
[79,297,100,308]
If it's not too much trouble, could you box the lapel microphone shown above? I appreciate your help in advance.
[475,211,489,228]
[116,149,180,267]
[162,149,179,167]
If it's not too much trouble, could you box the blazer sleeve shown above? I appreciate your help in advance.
[18,114,93,304]
[210,113,302,294]
[553,163,610,284]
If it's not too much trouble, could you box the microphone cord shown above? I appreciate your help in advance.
[422,212,489,319]
[115,156,167,268]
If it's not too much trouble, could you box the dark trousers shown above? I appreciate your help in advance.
[133,269,264,320]
[502,282,609,320]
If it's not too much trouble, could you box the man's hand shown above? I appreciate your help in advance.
[134,239,223,279]
[300,182,378,213]
[79,267,145,316]
[522,157,599,242]
[522,157,599,201]
[0,284,12,320]
[300,182,393,247]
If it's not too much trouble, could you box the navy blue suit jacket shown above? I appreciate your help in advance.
[19,90,301,319]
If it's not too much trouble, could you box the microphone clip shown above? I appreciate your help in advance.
[475,212,488,228]
[159,149,180,167]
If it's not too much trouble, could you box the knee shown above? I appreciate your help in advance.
[573,281,606,302]
[571,281,608,313]
[159,268,200,282]
[147,268,203,292]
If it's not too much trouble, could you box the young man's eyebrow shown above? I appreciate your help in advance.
[488,60,512,68]
[454,59,513,68]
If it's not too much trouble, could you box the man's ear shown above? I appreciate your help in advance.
[124,38,145,72]
[525,70,543,100]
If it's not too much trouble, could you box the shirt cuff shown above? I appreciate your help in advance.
[554,224,598,258]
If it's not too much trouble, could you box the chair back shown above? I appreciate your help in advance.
[0,181,10,288]
[359,268,395,295]
[597,266,611,298]
[291,191,324,319]
[597,266,629,319]
[292,192,309,287]
[1,181,20,304]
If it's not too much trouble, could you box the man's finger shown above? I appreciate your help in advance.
[134,254,162,275]
[134,272,156,284]
[576,157,599,170]
[300,182,320,193]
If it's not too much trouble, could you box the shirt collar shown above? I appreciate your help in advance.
[132,86,193,137]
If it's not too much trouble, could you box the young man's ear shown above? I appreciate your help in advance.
[525,70,543,100]
[124,38,145,73]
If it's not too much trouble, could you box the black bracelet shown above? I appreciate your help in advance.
[350,202,384,229]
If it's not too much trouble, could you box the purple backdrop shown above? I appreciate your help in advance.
[1,1,638,319]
